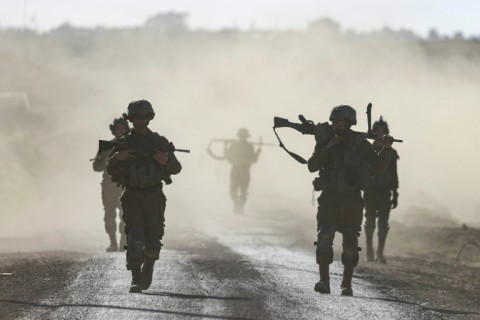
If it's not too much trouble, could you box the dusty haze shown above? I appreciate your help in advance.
[1,18,479,249]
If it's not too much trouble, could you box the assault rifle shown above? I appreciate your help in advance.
[273,103,403,164]
[97,140,190,156]
[209,139,276,147]
[98,140,189,185]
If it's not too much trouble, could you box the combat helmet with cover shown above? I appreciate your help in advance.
[123,99,155,122]
[237,127,250,139]
[329,105,357,125]
[372,116,389,134]
[109,117,130,134]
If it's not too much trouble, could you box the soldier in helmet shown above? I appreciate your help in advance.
[308,105,393,296]
[363,117,399,264]
[106,100,182,293]
[92,117,129,252]
[206,128,261,214]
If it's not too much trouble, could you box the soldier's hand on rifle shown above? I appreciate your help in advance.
[391,190,399,209]
[154,149,169,166]
[382,135,394,149]
[114,150,137,161]
[326,135,342,149]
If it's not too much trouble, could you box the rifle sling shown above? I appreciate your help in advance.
[272,126,307,165]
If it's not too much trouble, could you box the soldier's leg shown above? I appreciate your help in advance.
[376,191,391,264]
[339,193,364,296]
[315,224,335,294]
[117,196,127,252]
[120,190,145,293]
[102,185,119,252]
[341,229,359,296]
[230,172,240,213]
[237,172,250,214]
[142,190,167,290]
[363,191,378,262]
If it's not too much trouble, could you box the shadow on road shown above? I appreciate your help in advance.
[353,295,480,316]
[144,291,253,301]
[0,299,253,320]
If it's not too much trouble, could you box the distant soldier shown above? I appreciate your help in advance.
[207,128,261,214]
[363,117,399,264]
[308,105,392,296]
[92,117,129,252]
[106,100,182,293]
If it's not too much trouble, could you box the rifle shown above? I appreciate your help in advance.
[273,103,403,164]
[98,140,190,156]
[210,139,276,147]
[100,140,189,185]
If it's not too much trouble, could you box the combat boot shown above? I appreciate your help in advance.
[141,258,155,290]
[376,237,387,264]
[314,263,330,294]
[129,267,143,293]
[106,233,118,252]
[340,266,354,296]
[365,236,374,262]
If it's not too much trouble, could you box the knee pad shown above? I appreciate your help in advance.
[127,227,144,259]
[342,231,359,267]
[377,220,390,238]
[363,219,376,238]
[316,248,333,265]
[341,250,359,268]
[316,225,335,265]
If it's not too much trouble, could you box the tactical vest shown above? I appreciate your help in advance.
[317,131,366,192]
[362,149,398,190]
[111,131,169,188]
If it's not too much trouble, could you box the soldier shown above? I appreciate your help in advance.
[206,128,261,214]
[92,117,129,252]
[106,100,182,293]
[307,105,392,296]
[363,117,399,264]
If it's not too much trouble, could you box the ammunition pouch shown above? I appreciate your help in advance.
[313,177,323,191]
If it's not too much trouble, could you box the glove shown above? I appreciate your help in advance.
[391,190,399,209]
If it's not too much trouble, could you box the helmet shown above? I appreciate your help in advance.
[329,105,357,125]
[237,127,250,138]
[125,100,155,121]
[372,116,389,134]
[109,117,130,134]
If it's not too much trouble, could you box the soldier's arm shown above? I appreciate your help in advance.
[165,152,182,175]
[391,149,399,190]
[92,150,109,172]
[106,150,121,176]
[307,142,330,172]
[360,139,391,172]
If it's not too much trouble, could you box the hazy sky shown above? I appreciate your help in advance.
[0,0,479,36]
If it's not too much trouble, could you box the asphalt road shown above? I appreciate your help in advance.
[4,207,474,320]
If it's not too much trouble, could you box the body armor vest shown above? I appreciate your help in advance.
[362,149,398,190]
[317,131,365,192]
[111,131,169,188]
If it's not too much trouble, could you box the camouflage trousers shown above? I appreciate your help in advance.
[363,189,391,240]
[101,181,124,236]
[315,190,364,268]
[121,186,166,270]
[230,167,250,206]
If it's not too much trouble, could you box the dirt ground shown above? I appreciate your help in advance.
[0,221,479,319]
[358,221,480,316]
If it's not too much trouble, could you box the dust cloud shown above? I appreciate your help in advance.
[0,16,479,250]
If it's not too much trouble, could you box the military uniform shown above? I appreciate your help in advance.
[225,140,259,213]
[106,99,182,293]
[307,104,392,296]
[93,148,125,251]
[363,141,399,263]
[107,129,181,267]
